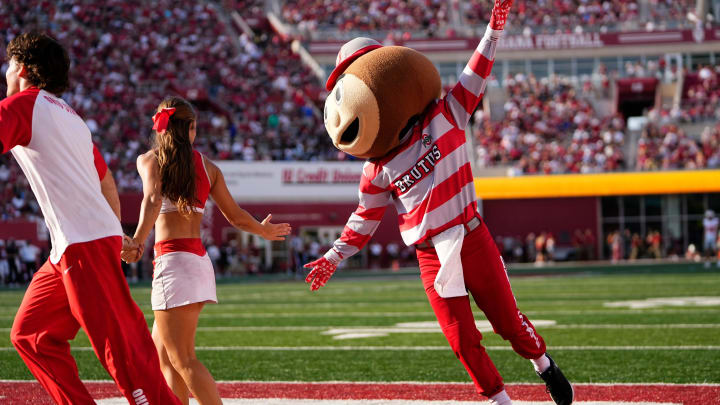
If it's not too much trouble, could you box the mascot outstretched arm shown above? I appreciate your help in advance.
[305,2,574,404]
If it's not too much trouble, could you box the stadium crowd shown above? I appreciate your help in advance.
[636,122,720,171]
[680,64,720,122]
[0,239,44,286]
[277,0,699,37]
[474,73,626,175]
[464,0,641,33]
[280,0,451,37]
[0,0,337,195]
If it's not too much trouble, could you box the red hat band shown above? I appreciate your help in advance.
[326,37,383,91]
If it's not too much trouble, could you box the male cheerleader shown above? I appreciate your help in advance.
[2,32,180,405]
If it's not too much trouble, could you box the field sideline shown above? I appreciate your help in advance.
[0,266,718,403]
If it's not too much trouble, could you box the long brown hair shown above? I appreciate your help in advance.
[153,96,198,217]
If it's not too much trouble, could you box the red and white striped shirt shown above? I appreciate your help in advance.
[325,28,503,264]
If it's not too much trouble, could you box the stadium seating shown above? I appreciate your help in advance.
[279,0,451,38]
[276,0,697,37]
[0,0,337,202]
[636,122,720,170]
[474,74,626,174]
[464,0,696,33]
[680,64,720,122]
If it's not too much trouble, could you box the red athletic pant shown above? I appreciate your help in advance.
[416,220,547,398]
[10,236,181,405]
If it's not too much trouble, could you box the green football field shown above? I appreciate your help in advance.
[0,267,718,384]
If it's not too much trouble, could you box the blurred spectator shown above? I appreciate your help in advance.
[368,241,383,269]
[534,232,547,265]
[572,229,586,260]
[646,230,662,258]
[399,245,417,267]
[607,230,623,263]
[222,239,241,274]
[206,238,222,276]
[621,229,632,259]
[289,234,306,278]
[584,229,596,260]
[525,232,536,262]
[18,240,40,281]
[241,241,262,274]
[122,261,140,284]
[702,210,719,267]
[0,241,8,285]
[545,233,556,262]
[386,242,400,270]
[685,243,701,261]
[629,232,642,261]
[5,239,20,286]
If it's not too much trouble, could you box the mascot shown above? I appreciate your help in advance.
[304,1,573,404]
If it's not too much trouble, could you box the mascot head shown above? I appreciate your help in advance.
[323,38,442,159]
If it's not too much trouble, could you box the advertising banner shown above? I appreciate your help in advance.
[215,161,365,202]
[308,28,720,55]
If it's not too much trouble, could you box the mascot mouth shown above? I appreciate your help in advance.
[339,117,360,145]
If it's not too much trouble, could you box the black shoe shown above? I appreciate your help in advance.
[537,354,574,405]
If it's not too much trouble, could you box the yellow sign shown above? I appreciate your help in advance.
[475,170,720,200]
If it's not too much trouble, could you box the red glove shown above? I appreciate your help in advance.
[489,0,514,30]
[304,257,337,291]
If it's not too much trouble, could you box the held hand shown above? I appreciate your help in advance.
[260,214,292,241]
[489,0,514,30]
[121,235,144,263]
[303,257,337,291]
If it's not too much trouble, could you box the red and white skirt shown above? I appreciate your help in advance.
[151,238,217,310]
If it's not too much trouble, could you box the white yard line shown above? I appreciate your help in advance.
[1,307,719,321]
[195,323,720,332]
[2,345,717,352]
[542,323,720,329]
[2,323,719,333]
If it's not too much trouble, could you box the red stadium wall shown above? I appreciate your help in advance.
[0,221,46,248]
[119,193,597,255]
[119,193,143,225]
[481,197,599,251]
[210,202,403,245]
[119,194,403,245]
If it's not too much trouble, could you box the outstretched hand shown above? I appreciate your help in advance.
[121,235,144,263]
[304,257,337,291]
[260,214,292,241]
[489,0,514,30]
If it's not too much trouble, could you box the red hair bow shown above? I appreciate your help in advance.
[152,107,176,132]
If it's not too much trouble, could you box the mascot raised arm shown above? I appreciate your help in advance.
[304,1,573,404]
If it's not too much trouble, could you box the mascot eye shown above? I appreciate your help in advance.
[323,102,329,123]
[335,80,343,105]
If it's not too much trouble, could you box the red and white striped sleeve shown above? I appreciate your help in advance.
[324,162,392,264]
[442,27,503,130]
